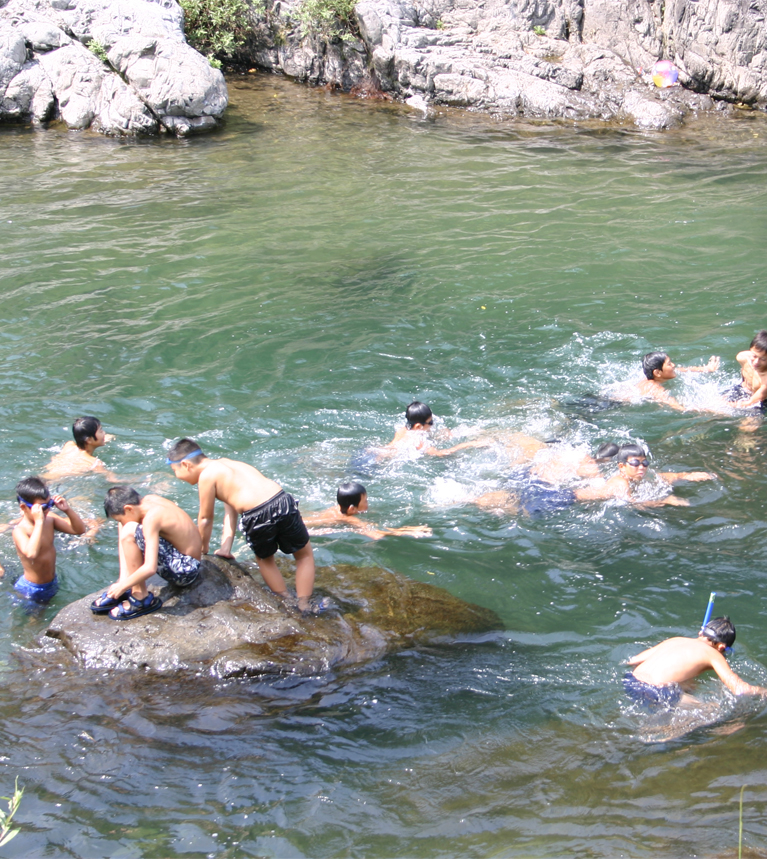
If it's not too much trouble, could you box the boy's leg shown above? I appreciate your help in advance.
[116,522,150,600]
[254,554,289,597]
[293,543,315,610]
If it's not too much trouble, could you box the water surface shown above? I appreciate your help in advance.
[1,75,767,857]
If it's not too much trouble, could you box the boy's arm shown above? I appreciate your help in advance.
[427,439,489,457]
[658,471,716,484]
[731,383,767,409]
[13,511,46,560]
[214,503,238,558]
[678,356,720,374]
[50,496,87,535]
[196,472,218,554]
[108,523,161,595]
[380,525,432,538]
[574,477,629,503]
[626,644,658,666]
[710,651,767,696]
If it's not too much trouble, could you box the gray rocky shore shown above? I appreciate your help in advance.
[43,556,503,677]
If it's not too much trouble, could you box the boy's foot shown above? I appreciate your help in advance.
[109,593,163,621]
[298,596,335,618]
[90,590,131,614]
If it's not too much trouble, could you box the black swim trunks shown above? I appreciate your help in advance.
[722,383,767,412]
[623,671,682,709]
[134,524,201,587]
[239,490,310,559]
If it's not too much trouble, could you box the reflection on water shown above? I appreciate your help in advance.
[1,73,767,857]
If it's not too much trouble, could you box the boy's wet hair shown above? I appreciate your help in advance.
[15,476,50,504]
[595,442,620,461]
[405,401,433,428]
[104,485,141,518]
[73,416,102,450]
[617,443,649,464]
[337,481,366,513]
[701,616,736,648]
[642,351,669,380]
[167,437,205,463]
[750,330,767,353]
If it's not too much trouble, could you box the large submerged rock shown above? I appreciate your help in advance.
[0,0,227,135]
[44,556,503,676]
[246,0,767,128]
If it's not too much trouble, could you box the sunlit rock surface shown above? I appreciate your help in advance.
[44,556,503,677]
[245,0,767,128]
[0,0,227,135]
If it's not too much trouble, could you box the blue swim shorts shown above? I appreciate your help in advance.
[134,524,201,587]
[623,671,682,709]
[13,574,59,603]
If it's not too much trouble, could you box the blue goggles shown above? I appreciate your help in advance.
[18,496,54,510]
[165,449,202,465]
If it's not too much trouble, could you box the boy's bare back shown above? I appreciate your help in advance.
[139,494,201,557]
[629,637,722,686]
[201,458,283,513]
[42,441,107,480]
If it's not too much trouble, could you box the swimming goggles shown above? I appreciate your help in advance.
[625,458,649,467]
[18,496,55,510]
[165,449,202,465]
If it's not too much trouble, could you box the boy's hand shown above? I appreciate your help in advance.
[30,503,48,522]
[53,494,70,512]
[705,356,720,372]
[662,495,689,506]
[397,525,433,537]
[685,472,716,482]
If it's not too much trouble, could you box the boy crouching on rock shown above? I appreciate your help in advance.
[12,476,87,603]
[166,438,320,615]
[91,486,202,621]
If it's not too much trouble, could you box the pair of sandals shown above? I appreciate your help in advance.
[90,590,162,620]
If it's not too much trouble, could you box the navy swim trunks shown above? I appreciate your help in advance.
[623,671,682,709]
[134,524,201,587]
[239,490,310,559]
[13,574,59,603]
[722,383,767,412]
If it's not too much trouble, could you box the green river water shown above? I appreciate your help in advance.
[1,73,767,857]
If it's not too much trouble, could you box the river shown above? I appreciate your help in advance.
[1,73,767,857]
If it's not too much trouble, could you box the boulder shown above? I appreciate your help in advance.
[0,0,227,135]
[43,556,503,677]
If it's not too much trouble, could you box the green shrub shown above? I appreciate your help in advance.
[0,779,23,847]
[179,0,251,59]
[532,24,546,36]
[86,38,109,62]
[294,0,358,42]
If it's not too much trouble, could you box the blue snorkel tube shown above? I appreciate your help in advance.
[700,591,716,632]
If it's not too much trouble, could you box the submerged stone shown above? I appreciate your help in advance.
[43,557,502,677]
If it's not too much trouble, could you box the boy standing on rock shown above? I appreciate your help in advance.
[166,438,318,614]
[92,486,202,620]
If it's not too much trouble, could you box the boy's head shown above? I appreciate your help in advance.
[642,351,674,381]
[337,481,368,514]
[104,485,142,522]
[16,476,52,512]
[595,442,619,461]
[73,416,104,450]
[406,401,433,429]
[616,444,650,478]
[167,438,205,483]
[748,331,767,370]
[700,616,736,650]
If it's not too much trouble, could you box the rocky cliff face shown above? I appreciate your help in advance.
[246,0,767,128]
[1,0,227,135]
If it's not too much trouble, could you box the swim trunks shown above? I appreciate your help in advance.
[239,490,310,559]
[505,473,576,516]
[722,383,767,412]
[623,671,682,709]
[134,524,201,587]
[13,574,59,603]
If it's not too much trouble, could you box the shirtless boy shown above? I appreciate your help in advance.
[382,401,487,458]
[303,481,432,541]
[624,617,767,708]
[91,486,202,620]
[167,438,317,613]
[42,416,116,480]
[724,330,767,411]
[633,351,720,412]
[12,476,86,603]
[475,443,715,514]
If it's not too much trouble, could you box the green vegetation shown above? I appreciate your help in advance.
[533,24,546,36]
[86,38,109,63]
[294,0,358,42]
[0,779,23,848]
[179,0,252,62]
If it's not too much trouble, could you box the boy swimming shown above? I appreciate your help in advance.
[11,476,86,602]
[303,481,432,540]
[624,617,767,709]
[91,486,203,620]
[42,416,116,480]
[723,330,767,411]
[382,401,488,458]
[613,352,720,412]
[167,438,319,614]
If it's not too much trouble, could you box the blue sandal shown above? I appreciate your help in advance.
[109,593,163,621]
[90,590,131,614]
